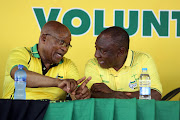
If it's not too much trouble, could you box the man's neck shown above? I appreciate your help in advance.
[38,45,52,70]
[41,59,51,71]
[113,64,123,71]
[113,54,128,71]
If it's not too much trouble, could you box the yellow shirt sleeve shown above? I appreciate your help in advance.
[85,58,102,88]
[6,47,30,74]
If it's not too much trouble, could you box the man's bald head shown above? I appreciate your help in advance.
[38,21,71,65]
[41,21,71,38]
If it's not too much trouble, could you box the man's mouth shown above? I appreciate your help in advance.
[98,60,105,64]
[56,53,63,58]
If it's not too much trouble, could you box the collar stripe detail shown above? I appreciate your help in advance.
[130,50,134,66]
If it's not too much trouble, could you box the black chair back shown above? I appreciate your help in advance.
[161,87,180,101]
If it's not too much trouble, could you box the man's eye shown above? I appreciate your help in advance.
[59,40,64,45]
[100,49,106,54]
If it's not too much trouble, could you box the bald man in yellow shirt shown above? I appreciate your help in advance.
[85,26,162,100]
[3,21,91,101]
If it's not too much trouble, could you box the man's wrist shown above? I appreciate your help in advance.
[56,78,62,87]
[111,91,117,98]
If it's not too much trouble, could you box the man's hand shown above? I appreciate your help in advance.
[90,83,131,99]
[57,79,78,93]
[71,76,92,100]
[91,83,114,93]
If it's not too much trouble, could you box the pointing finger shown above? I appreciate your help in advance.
[76,76,86,84]
[80,76,91,89]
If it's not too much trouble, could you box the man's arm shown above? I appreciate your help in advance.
[124,90,161,100]
[11,66,78,93]
[91,83,161,100]
[91,83,130,99]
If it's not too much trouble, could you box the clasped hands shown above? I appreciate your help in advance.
[57,76,91,100]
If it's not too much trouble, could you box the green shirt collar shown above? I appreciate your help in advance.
[31,44,40,58]
[124,49,134,67]
[30,44,63,64]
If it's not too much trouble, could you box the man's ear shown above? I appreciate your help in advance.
[39,34,47,43]
[117,47,126,56]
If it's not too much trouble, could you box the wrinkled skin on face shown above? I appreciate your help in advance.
[39,21,71,65]
[43,32,71,64]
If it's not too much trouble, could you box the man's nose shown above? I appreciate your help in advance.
[60,46,68,52]
[95,50,100,58]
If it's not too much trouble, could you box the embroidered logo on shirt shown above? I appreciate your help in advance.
[129,80,137,90]
[129,74,138,90]
[56,73,63,80]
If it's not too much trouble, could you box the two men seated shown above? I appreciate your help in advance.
[2,21,162,101]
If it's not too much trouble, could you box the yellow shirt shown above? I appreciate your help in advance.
[85,50,162,94]
[3,44,79,100]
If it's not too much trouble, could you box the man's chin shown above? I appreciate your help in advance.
[53,59,63,64]
[99,64,109,69]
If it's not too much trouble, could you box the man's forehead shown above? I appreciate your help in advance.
[98,33,112,41]
[96,34,114,47]
[44,22,70,34]
[59,34,71,42]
